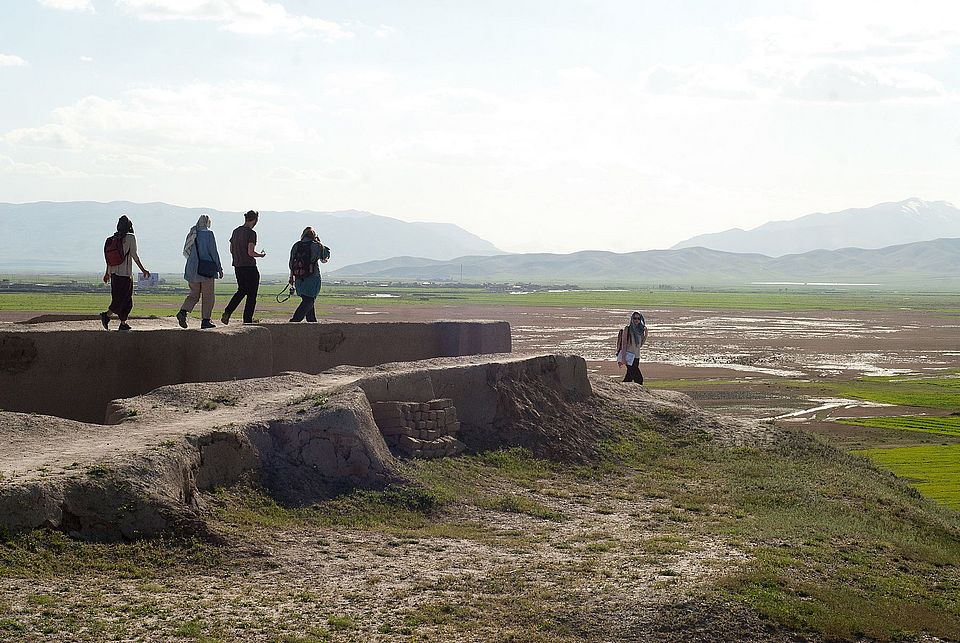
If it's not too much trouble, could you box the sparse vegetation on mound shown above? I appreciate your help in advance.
[2,379,959,641]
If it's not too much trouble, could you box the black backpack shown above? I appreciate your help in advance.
[290,240,316,278]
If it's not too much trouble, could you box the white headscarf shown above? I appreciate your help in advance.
[182,214,212,257]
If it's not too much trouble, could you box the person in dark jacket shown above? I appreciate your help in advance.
[221,209,265,325]
[288,227,328,323]
[176,214,223,329]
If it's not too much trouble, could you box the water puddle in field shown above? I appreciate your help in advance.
[509,309,959,390]
[769,398,894,421]
[805,354,915,377]
[656,316,903,340]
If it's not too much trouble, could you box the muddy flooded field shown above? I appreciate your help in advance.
[321,302,960,447]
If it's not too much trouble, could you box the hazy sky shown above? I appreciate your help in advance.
[2,1,959,253]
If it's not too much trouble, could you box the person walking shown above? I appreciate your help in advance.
[288,227,328,323]
[176,214,223,329]
[221,210,265,325]
[617,311,648,384]
[100,215,149,332]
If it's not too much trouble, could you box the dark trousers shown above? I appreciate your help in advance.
[223,266,260,323]
[291,296,317,322]
[108,275,133,322]
[623,358,643,384]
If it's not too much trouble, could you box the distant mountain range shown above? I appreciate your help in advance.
[671,198,960,256]
[0,201,502,274]
[331,237,960,287]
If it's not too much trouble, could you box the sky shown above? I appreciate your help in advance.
[1,0,959,254]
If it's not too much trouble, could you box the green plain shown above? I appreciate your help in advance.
[839,415,960,437]
[3,283,960,314]
[856,444,960,510]
[789,374,960,412]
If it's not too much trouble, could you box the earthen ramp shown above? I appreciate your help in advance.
[0,353,589,540]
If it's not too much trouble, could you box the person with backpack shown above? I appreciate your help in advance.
[287,227,329,323]
[100,215,149,331]
[221,209,265,325]
[616,311,648,384]
[176,214,223,329]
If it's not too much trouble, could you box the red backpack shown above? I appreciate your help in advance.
[103,234,126,266]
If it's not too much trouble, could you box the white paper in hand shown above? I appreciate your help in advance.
[137,273,159,288]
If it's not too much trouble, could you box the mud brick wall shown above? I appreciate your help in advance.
[371,399,466,459]
[0,321,510,424]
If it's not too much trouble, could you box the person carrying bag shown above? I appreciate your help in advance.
[616,311,648,384]
[176,214,223,329]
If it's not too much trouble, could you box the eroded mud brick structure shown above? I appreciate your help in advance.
[372,399,465,458]
[0,319,605,540]
[0,320,509,423]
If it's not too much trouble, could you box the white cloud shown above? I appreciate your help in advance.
[321,70,395,98]
[785,63,945,102]
[372,130,514,166]
[375,24,395,38]
[42,81,315,149]
[266,166,359,181]
[80,56,93,63]
[0,155,87,177]
[37,0,94,11]
[641,64,760,100]
[636,4,960,104]
[5,124,87,148]
[116,0,352,40]
[0,54,27,67]
[93,152,205,175]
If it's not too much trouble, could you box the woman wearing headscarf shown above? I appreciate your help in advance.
[616,311,648,384]
[287,226,328,322]
[100,215,150,331]
[176,214,223,329]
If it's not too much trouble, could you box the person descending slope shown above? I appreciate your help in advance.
[616,311,648,384]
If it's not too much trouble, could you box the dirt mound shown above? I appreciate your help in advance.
[0,352,778,541]
[0,354,589,540]
[0,377,402,540]
[590,376,783,448]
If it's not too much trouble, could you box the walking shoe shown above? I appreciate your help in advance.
[220,312,230,325]
[117,323,131,332]
[201,319,216,329]
[176,309,188,328]
[99,312,110,330]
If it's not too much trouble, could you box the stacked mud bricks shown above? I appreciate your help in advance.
[371,399,466,459]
